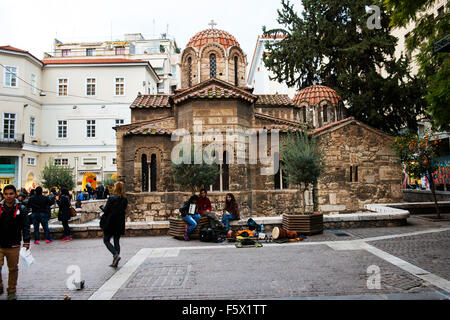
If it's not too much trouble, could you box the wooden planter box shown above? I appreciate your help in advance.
[282,213,323,236]
[168,216,209,240]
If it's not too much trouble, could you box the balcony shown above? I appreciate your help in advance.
[0,133,25,148]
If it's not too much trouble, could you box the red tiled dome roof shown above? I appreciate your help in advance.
[186,29,240,50]
[293,85,342,107]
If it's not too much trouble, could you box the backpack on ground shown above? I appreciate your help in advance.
[199,227,226,243]
[247,218,261,232]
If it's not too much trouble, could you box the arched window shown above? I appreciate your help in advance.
[234,55,239,86]
[141,154,149,192]
[187,57,192,87]
[222,151,229,191]
[323,104,328,122]
[210,53,217,78]
[274,152,288,190]
[150,154,157,192]
[212,151,229,191]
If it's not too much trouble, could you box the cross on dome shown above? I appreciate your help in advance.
[208,19,217,29]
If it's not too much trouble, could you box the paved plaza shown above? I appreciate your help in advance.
[2,216,449,301]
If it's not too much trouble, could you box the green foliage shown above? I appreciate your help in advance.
[281,130,325,212]
[385,0,449,131]
[171,145,220,194]
[40,161,75,191]
[393,132,440,178]
[262,0,427,134]
[393,132,442,216]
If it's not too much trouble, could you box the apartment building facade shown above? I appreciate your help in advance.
[0,45,160,192]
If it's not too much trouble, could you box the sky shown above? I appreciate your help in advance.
[0,0,299,62]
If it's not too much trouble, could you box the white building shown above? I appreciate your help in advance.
[46,33,181,94]
[247,35,298,98]
[0,45,160,192]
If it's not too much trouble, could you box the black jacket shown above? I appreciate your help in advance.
[179,201,198,217]
[28,194,52,214]
[57,194,71,221]
[0,199,31,248]
[101,195,128,236]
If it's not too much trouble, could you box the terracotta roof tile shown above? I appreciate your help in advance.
[187,29,240,50]
[293,85,342,107]
[255,94,294,106]
[254,112,304,128]
[42,58,147,65]
[131,95,172,109]
[173,78,256,104]
[123,117,175,136]
[0,45,42,63]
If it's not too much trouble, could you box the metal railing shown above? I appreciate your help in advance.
[0,132,25,144]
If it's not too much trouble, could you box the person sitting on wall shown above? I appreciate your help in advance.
[179,195,200,241]
[75,198,82,209]
[197,189,223,229]
[221,193,240,232]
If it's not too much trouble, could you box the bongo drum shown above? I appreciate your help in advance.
[272,227,297,240]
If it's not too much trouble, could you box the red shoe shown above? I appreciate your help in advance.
[46,239,54,244]
[34,241,40,245]
[61,237,68,241]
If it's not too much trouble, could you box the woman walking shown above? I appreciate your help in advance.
[57,188,72,242]
[101,181,127,268]
[221,193,240,232]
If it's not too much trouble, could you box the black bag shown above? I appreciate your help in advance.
[199,227,226,243]
[247,218,261,232]
[99,213,108,230]
[199,227,214,242]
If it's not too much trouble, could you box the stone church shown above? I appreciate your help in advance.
[114,27,402,222]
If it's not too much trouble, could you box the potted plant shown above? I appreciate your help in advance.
[280,130,325,235]
[169,144,220,238]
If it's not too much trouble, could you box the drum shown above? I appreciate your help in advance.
[272,227,297,240]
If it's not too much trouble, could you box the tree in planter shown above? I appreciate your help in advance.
[171,145,220,194]
[281,130,325,213]
[40,161,75,191]
[393,133,441,218]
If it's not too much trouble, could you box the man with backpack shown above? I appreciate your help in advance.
[0,185,31,300]
[28,186,54,244]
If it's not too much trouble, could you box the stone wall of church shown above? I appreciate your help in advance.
[131,108,173,123]
[120,135,175,193]
[124,190,303,222]
[316,123,402,213]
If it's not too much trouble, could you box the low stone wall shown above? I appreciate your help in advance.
[36,204,410,239]
[403,190,450,202]
[126,190,305,222]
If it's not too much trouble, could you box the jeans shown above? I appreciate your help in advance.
[32,212,51,241]
[182,214,201,235]
[0,247,20,293]
[103,233,121,256]
[221,212,236,231]
[61,220,71,237]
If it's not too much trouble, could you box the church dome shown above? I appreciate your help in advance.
[293,85,342,107]
[186,28,240,50]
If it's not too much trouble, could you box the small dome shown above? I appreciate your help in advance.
[186,28,240,50]
[293,85,342,107]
